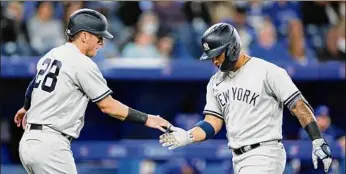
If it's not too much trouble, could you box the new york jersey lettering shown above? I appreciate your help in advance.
[217,87,259,106]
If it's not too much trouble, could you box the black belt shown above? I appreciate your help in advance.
[233,140,281,155]
[29,124,74,142]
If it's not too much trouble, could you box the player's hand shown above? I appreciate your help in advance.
[159,126,194,150]
[312,138,332,172]
[145,114,172,132]
[14,107,27,129]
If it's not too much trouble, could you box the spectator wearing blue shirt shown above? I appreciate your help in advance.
[243,1,269,32]
[249,19,291,62]
[299,105,345,174]
[263,1,302,37]
[264,1,317,65]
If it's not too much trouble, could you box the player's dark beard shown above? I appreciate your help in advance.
[220,58,237,72]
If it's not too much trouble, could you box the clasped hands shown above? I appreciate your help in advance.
[159,125,194,150]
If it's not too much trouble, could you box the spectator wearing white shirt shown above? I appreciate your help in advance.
[27,2,65,55]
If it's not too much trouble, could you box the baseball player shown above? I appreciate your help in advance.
[159,23,332,174]
[13,9,171,174]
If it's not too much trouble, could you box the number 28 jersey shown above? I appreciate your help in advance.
[26,43,112,138]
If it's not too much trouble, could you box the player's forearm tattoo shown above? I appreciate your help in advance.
[290,99,315,127]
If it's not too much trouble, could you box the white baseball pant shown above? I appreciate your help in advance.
[19,124,77,174]
[232,140,286,174]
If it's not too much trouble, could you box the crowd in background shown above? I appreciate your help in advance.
[1,2,345,173]
[1,1,345,65]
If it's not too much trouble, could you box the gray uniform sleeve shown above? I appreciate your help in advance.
[76,61,112,102]
[266,67,300,105]
[203,77,223,119]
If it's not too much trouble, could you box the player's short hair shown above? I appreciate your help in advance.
[67,32,82,42]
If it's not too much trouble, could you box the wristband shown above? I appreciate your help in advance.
[125,108,148,124]
[304,121,323,140]
[195,120,215,140]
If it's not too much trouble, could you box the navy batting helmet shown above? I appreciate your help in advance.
[66,8,113,39]
[200,23,241,72]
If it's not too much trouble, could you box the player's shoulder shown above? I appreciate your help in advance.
[61,43,98,69]
[37,46,59,63]
[251,57,285,72]
[208,70,227,86]
[77,54,98,68]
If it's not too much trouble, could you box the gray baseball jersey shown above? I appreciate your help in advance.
[203,57,299,149]
[26,42,112,138]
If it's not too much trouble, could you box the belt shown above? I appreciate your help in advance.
[29,124,74,142]
[233,140,281,155]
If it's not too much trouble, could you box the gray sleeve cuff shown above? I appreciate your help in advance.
[91,89,113,102]
[203,110,223,119]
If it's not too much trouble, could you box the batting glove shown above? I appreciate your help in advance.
[159,126,194,150]
[312,138,332,172]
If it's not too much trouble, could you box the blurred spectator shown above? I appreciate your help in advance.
[264,1,301,37]
[244,1,268,31]
[88,2,131,53]
[121,11,161,58]
[121,30,160,59]
[156,28,175,59]
[153,1,198,58]
[27,2,65,55]
[183,1,211,36]
[209,2,233,24]
[153,1,185,31]
[182,2,212,58]
[299,105,345,149]
[62,2,84,30]
[298,105,345,174]
[302,2,346,61]
[249,19,291,62]
[1,2,32,56]
[264,1,314,64]
[325,2,346,60]
[137,11,160,36]
[116,2,143,27]
[223,4,256,53]
[325,18,345,60]
[1,1,344,62]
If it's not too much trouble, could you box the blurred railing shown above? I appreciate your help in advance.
[1,56,345,80]
[1,140,345,174]
[70,140,344,160]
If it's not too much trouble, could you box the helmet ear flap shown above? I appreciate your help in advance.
[227,41,241,62]
[225,44,231,60]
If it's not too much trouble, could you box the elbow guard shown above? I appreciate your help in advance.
[195,121,215,140]
[23,98,31,110]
